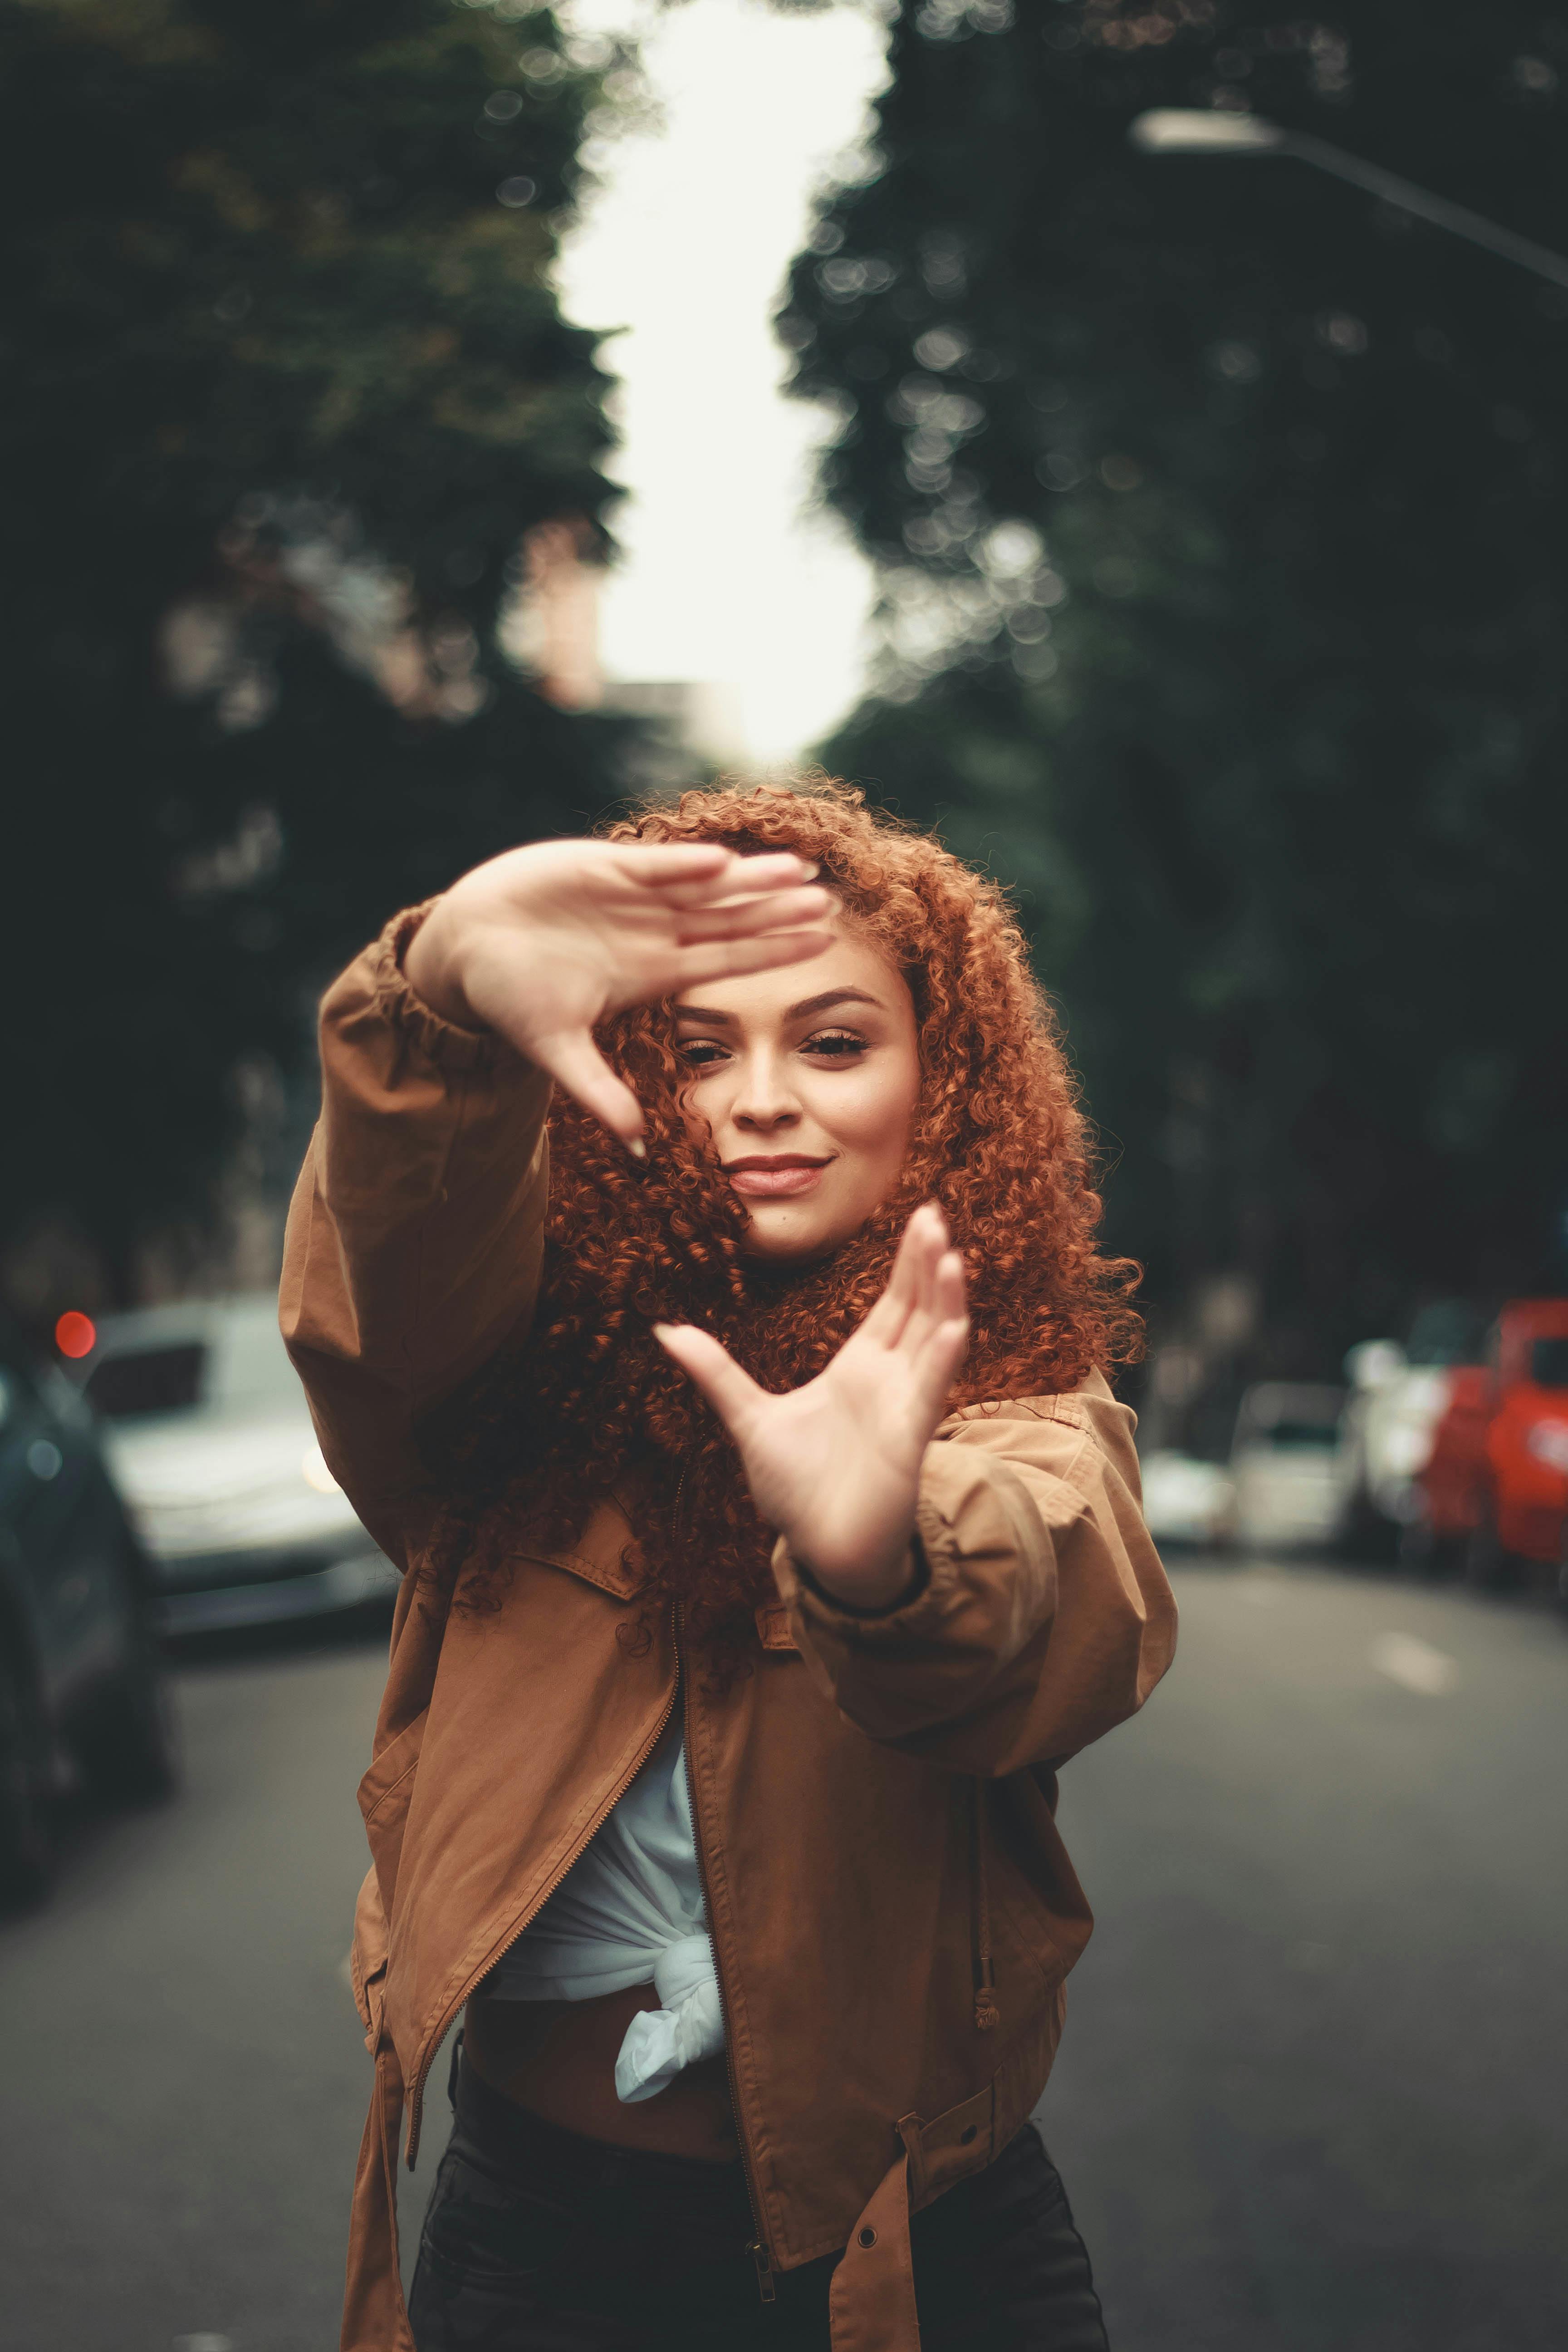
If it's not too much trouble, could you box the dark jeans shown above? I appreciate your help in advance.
[409,2053,1109,2350]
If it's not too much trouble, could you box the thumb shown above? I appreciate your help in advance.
[653,1324,765,1439]
[529,1027,646,1149]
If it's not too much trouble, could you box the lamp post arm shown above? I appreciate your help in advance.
[1278,130,1568,293]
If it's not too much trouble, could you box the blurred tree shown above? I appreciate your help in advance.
[1,0,636,1305]
[783,0,1568,1370]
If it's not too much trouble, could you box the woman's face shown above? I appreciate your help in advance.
[672,914,921,1262]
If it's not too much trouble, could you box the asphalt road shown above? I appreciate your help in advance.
[2,1562,1565,2352]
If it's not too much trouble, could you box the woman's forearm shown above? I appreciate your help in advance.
[279,907,554,1557]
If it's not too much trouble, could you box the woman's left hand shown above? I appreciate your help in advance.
[654,1205,970,1610]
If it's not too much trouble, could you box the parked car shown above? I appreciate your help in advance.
[70,1295,399,1635]
[1229,1382,1347,1551]
[1417,1299,1568,1593]
[1139,1449,1236,1548]
[1417,1367,1491,1568]
[0,1315,175,1905]
[1336,1341,1454,1558]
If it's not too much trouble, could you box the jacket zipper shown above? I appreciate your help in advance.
[971,1776,1001,2033]
[403,1669,679,2171]
[678,1598,776,2303]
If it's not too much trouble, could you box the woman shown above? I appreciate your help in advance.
[281,779,1175,2352]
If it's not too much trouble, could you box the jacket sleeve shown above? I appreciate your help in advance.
[770,1374,1176,1776]
[278,902,554,1571]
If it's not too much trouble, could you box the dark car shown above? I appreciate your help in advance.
[0,1318,176,1904]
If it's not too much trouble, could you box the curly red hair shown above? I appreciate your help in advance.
[422,779,1140,1648]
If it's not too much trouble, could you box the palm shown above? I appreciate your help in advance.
[409,840,829,1143]
[733,1329,942,1587]
[657,1206,970,1606]
[474,851,753,1029]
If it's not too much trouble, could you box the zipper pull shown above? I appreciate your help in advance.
[973,1957,1001,2032]
[747,2239,777,2304]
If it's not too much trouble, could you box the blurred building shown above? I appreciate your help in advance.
[506,518,747,779]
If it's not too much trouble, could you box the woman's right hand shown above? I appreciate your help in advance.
[403,841,831,1147]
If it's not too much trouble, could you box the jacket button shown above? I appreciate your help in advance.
[858,2227,877,2249]
[960,2126,978,2145]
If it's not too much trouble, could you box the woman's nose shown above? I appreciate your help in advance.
[730,1051,800,1130]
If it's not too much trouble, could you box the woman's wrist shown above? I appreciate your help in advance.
[791,1533,929,1618]
[403,897,485,1031]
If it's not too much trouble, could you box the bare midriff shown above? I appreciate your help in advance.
[463,1981,740,2163]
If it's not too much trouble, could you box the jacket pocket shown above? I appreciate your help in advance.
[511,1492,647,1602]
[357,1707,429,1926]
[989,1873,1073,2018]
[981,1782,1082,2023]
[510,1539,647,1603]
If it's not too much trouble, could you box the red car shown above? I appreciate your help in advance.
[1419,1300,1568,1593]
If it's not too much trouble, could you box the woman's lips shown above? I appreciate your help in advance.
[727,1161,830,1199]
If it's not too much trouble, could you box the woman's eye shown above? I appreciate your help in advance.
[804,1029,869,1060]
[679,1040,728,1068]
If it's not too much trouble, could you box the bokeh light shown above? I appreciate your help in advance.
[54,1309,96,1358]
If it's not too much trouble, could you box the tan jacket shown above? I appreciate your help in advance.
[280,910,1177,2352]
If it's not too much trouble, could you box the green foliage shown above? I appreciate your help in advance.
[784,0,1568,1357]
[2,0,634,1297]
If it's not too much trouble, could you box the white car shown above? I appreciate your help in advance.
[1336,1340,1454,1554]
[1138,1450,1236,1548]
[1229,1382,1347,1551]
[72,1295,398,1634]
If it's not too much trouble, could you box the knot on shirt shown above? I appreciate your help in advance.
[613,1933,724,2104]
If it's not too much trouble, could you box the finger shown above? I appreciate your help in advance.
[670,927,832,992]
[529,1026,647,1148]
[674,885,831,944]
[922,1206,953,1313]
[913,1306,971,1421]
[906,1250,968,1408]
[930,1246,967,1332]
[913,1207,942,1324]
[889,1206,947,1357]
[722,851,820,892]
[653,1323,767,1436]
[614,843,737,890]
[643,850,820,908]
[860,1205,935,1346]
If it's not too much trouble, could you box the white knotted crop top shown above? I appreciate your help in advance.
[480,1720,724,2105]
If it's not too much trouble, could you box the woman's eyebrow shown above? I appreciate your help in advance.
[671,987,884,1024]
[784,986,883,1020]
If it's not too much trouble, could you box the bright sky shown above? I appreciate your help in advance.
[555,0,889,764]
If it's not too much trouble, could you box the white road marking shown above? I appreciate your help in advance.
[173,2337,233,2352]
[1369,1632,1460,1696]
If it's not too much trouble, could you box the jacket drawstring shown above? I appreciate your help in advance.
[971,1778,1000,2032]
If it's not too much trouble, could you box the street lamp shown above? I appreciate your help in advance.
[1128,109,1568,293]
